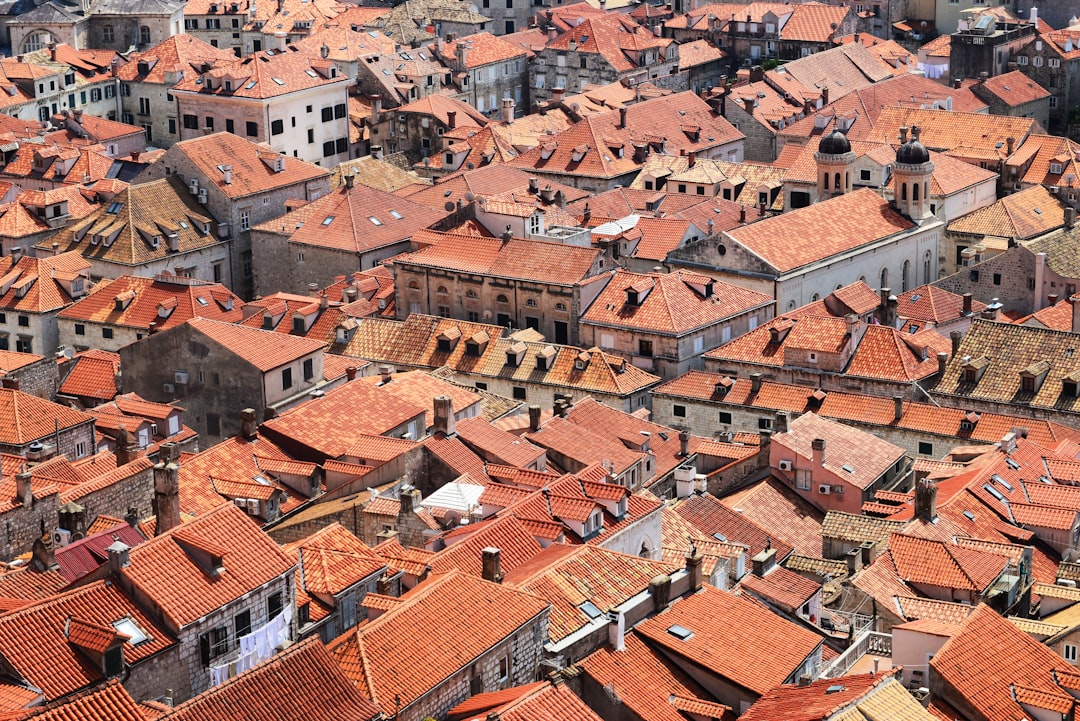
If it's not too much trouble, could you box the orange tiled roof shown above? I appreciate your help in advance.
[117,34,237,84]
[721,478,823,558]
[974,70,1051,107]
[739,670,896,721]
[674,492,794,559]
[327,570,549,713]
[284,523,387,598]
[635,584,820,695]
[947,184,1064,240]
[773,412,906,490]
[121,502,295,628]
[864,106,1035,162]
[58,349,121,401]
[59,275,241,330]
[181,317,325,372]
[437,32,527,68]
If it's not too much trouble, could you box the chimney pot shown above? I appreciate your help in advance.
[528,404,542,431]
[950,329,962,356]
[345,366,358,381]
[679,430,690,456]
[811,437,826,465]
[962,293,973,315]
[481,546,503,583]
[240,408,258,440]
[433,394,456,436]
[937,351,948,376]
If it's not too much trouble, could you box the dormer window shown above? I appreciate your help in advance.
[1051,162,1063,175]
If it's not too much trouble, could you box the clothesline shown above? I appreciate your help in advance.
[208,606,292,688]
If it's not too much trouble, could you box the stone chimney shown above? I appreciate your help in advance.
[58,500,86,537]
[750,372,762,394]
[370,94,382,122]
[679,430,690,456]
[379,365,393,384]
[481,546,503,583]
[649,574,672,610]
[14,465,31,507]
[811,438,826,466]
[528,405,542,432]
[962,292,973,315]
[447,110,457,129]
[241,408,258,441]
[455,41,468,70]
[30,535,57,572]
[914,477,937,522]
[950,330,961,357]
[115,427,137,467]
[685,545,703,592]
[751,546,776,576]
[937,351,948,376]
[1,375,17,391]
[774,411,789,434]
[501,97,515,123]
[618,106,627,129]
[153,442,181,536]
[433,395,455,436]
[107,538,131,571]
[893,395,903,422]
[1067,207,1077,230]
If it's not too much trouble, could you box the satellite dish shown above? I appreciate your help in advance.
[466,162,475,170]
[464,191,475,201]
[443,509,462,529]
[571,102,580,110]
[444,201,456,211]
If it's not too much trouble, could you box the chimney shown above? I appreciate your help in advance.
[950,330,961,357]
[107,538,131,571]
[914,477,938,522]
[937,351,948,376]
[153,442,181,536]
[962,292,973,315]
[481,546,503,583]
[811,437,826,466]
[433,395,456,436]
[273,31,288,51]
[379,364,393,384]
[679,430,690,456]
[447,110,456,129]
[1006,136,1015,156]
[30,535,57,572]
[1072,295,1080,334]
[607,609,625,651]
[58,500,86,536]
[528,176,539,194]
[1067,207,1077,230]
[240,408,258,440]
[649,574,672,610]
[370,94,382,122]
[222,165,231,184]
[953,78,962,89]
[583,203,591,224]
[750,372,762,394]
[899,126,909,144]
[893,395,904,422]
[751,547,776,576]
[14,466,31,507]
[344,173,355,190]
[687,151,695,168]
[501,97,515,123]
[115,427,137,467]
[846,547,862,575]
[1000,431,1018,454]
[739,205,746,223]
[551,87,565,104]
[345,366,358,381]
[845,314,858,347]
[547,27,557,42]
[1049,293,1060,307]
[124,506,139,528]
[685,545,703,592]
[618,106,627,129]
[821,85,829,105]
[455,41,467,70]
[797,675,812,688]
[529,404,542,432]
[1,375,18,391]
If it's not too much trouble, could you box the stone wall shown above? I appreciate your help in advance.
[9,356,59,399]
[0,490,60,561]
[66,460,155,531]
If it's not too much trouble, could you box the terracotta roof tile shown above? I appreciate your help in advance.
[737,565,820,610]
[635,584,820,695]
[773,413,905,490]
[739,671,897,721]
[721,478,823,557]
[674,492,794,559]
[284,523,386,598]
[974,70,1051,107]
[58,275,241,331]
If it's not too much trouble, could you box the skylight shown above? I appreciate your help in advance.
[841,464,854,473]
[196,297,209,306]
[178,221,189,229]
[107,201,123,214]
[579,601,603,620]
[305,69,318,78]
[322,215,335,225]
[113,618,147,645]
[389,210,403,219]
[667,624,693,640]
[245,80,257,89]
[272,77,286,85]
[369,216,383,226]
[962,510,976,521]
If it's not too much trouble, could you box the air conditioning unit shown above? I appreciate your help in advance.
[52,528,72,547]
[198,188,208,204]
[233,497,246,508]
[1060,579,1078,588]
[245,498,260,515]
[189,178,200,195]
[778,459,793,471]
[818,484,831,495]
[174,370,189,384]
[162,382,175,394]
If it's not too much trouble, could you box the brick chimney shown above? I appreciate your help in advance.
[115,426,137,467]
[914,477,937,522]
[446,110,456,129]
[433,395,455,436]
[811,438,826,466]
[240,407,258,441]
[962,292,973,315]
[153,442,181,536]
[893,395,903,422]
[481,546,503,583]
[1,375,18,391]
[685,544,703,592]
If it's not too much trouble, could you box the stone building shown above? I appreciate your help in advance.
[369,94,488,160]
[432,33,528,115]
[968,69,1051,130]
[9,0,183,54]
[578,268,774,380]
[949,9,1036,85]
[117,35,238,148]
[1012,26,1080,132]
[250,176,448,297]
[136,132,332,299]
[119,317,327,444]
[0,250,91,358]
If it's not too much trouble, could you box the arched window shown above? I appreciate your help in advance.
[525,298,538,307]
[787,299,797,310]
[901,183,907,202]
[834,172,841,190]
[880,268,888,289]
[913,183,919,201]
[466,289,477,299]
[823,173,829,190]
[902,260,910,292]
[407,280,420,289]
[436,285,448,295]
[924,250,932,284]
[496,294,509,304]
[845,171,850,188]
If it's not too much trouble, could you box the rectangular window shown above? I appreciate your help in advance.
[102,328,114,339]
[199,626,228,666]
[240,210,250,231]
[168,117,176,134]
[303,358,314,381]
[271,118,284,135]
[673,404,686,417]
[245,121,258,137]
[268,592,283,619]
[206,413,221,436]
[204,116,214,130]
[234,609,252,637]
[138,97,150,114]
[719,411,732,424]
[1066,644,1078,662]
[993,273,1001,285]
[17,315,28,327]
[225,118,235,133]
[512,386,526,400]
[307,128,315,143]
[918,441,933,455]
[321,106,334,122]
[795,469,812,490]
[282,367,293,390]
[334,103,347,119]
[638,339,653,357]
[183,114,198,129]
[75,323,85,335]
[14,338,28,353]
[758,417,772,430]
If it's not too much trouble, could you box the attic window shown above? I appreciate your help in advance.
[272,77,286,86]
[369,217,383,226]
[196,297,209,306]
[390,210,403,220]
[107,202,123,214]
[113,618,147,645]
[667,625,694,640]
[322,216,335,226]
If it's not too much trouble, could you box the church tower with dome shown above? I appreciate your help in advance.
[893,125,935,223]
[814,126,855,201]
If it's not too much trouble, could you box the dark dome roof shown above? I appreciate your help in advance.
[818,129,850,155]
[897,139,930,165]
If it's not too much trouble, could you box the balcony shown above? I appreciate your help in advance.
[819,631,892,679]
